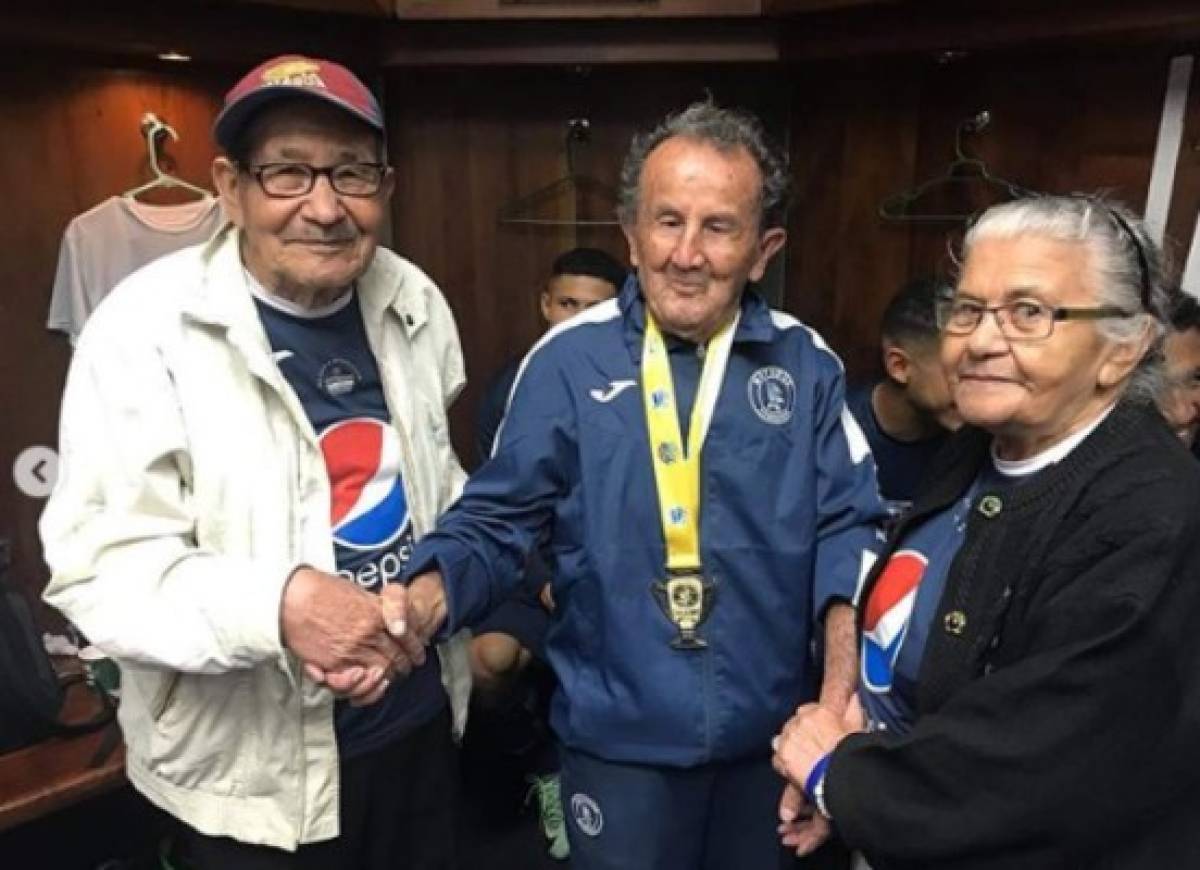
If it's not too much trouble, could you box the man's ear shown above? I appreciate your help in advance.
[620,221,640,270]
[539,289,553,323]
[378,166,396,203]
[882,342,912,386]
[211,157,245,228]
[748,227,786,282]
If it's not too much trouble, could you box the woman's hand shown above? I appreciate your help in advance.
[771,694,865,850]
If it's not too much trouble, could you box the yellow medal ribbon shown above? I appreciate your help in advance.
[641,309,740,574]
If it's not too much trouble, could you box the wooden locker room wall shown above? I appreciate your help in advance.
[786,44,1200,380]
[0,60,224,619]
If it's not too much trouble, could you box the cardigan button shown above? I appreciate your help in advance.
[978,495,1003,517]
[944,610,967,635]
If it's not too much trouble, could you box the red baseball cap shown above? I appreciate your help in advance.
[213,55,384,151]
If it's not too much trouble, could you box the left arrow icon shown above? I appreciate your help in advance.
[14,446,58,498]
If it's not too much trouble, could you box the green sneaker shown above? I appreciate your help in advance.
[526,772,570,860]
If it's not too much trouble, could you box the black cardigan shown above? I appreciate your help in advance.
[828,401,1200,869]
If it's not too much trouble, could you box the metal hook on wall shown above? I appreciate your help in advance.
[954,110,991,162]
[140,112,179,179]
[124,112,211,201]
[565,117,591,177]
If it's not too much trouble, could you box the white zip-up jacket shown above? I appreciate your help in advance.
[40,225,471,850]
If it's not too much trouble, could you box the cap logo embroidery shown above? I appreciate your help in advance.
[261,60,326,89]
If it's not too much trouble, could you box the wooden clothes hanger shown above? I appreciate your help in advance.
[498,118,620,227]
[123,113,213,202]
[879,111,1035,223]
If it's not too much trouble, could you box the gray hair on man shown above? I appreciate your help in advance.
[963,194,1167,402]
[617,101,790,231]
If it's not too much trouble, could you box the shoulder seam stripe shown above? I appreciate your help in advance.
[491,298,622,456]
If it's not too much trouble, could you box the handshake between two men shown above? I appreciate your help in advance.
[280,566,449,705]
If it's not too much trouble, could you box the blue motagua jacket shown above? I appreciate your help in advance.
[408,280,885,766]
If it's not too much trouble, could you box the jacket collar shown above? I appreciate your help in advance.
[181,224,430,342]
[618,276,777,363]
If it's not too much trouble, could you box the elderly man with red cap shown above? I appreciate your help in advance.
[41,55,469,869]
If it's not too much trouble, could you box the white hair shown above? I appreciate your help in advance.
[962,195,1167,403]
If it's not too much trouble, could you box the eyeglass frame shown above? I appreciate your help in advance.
[935,296,1136,342]
[239,161,390,198]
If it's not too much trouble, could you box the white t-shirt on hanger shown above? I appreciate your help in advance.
[48,195,225,342]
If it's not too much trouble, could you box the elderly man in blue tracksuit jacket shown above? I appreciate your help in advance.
[399,103,885,869]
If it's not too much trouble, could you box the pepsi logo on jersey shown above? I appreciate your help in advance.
[320,417,415,591]
[861,549,926,694]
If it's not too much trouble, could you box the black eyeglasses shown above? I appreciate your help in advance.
[936,297,1134,341]
[244,162,388,198]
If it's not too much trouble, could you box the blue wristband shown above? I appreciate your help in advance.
[803,752,832,803]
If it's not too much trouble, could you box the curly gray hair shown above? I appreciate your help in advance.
[617,101,790,231]
[962,195,1168,404]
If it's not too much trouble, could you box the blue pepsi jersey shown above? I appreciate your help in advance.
[409,281,886,766]
[254,289,445,759]
[860,466,1018,734]
[859,498,968,734]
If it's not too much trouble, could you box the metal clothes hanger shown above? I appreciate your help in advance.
[878,110,1034,223]
[122,113,213,202]
[498,118,620,227]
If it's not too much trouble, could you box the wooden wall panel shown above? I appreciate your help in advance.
[786,59,922,377]
[0,62,223,618]
[786,46,1190,382]
[385,65,788,464]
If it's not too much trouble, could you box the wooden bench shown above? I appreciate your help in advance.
[0,679,125,832]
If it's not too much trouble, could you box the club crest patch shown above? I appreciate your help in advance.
[570,792,604,837]
[747,366,796,425]
[319,358,362,397]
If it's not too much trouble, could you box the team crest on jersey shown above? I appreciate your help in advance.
[320,418,410,551]
[319,358,362,397]
[570,793,604,837]
[747,366,796,424]
[861,549,927,694]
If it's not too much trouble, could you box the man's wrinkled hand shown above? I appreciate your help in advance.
[282,566,402,705]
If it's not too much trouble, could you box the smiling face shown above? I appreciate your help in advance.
[622,136,785,343]
[944,234,1144,459]
[212,99,393,307]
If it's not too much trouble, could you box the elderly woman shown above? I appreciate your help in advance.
[773,195,1200,868]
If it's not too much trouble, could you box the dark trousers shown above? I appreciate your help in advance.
[560,746,849,870]
[170,707,458,870]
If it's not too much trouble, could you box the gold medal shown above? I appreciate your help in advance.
[652,572,717,650]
